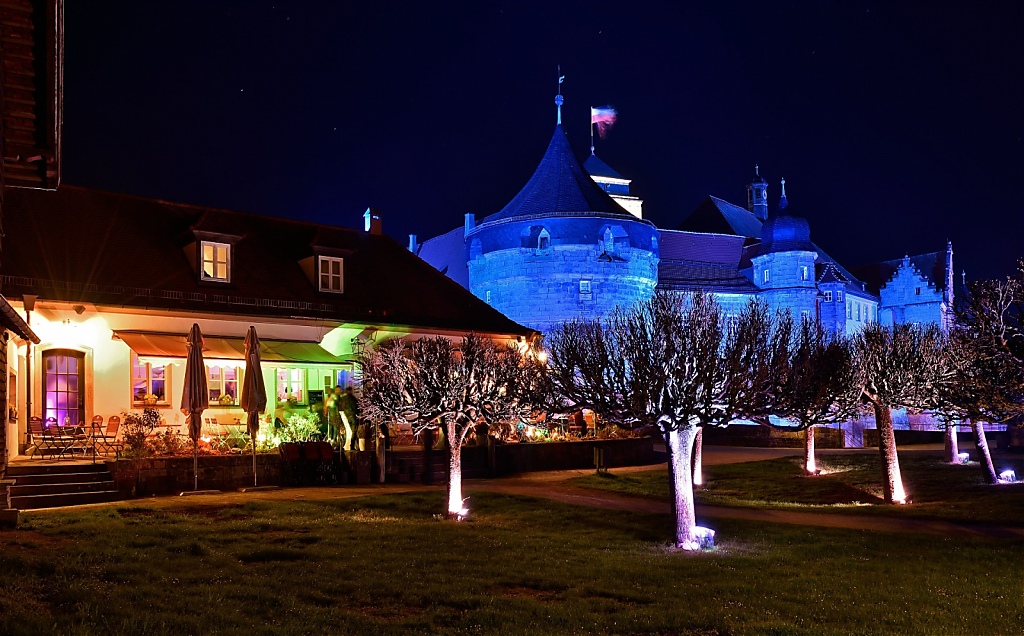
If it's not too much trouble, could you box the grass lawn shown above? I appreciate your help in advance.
[1,491,1023,635]
[573,452,1024,525]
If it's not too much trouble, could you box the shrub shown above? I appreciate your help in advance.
[121,408,161,456]
[278,412,321,443]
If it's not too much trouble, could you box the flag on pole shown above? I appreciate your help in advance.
[591,106,617,139]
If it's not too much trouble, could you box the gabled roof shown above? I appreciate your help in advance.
[816,262,849,285]
[676,196,764,239]
[1,186,533,336]
[416,225,469,289]
[483,125,634,224]
[657,260,759,294]
[582,153,625,180]
[848,250,951,296]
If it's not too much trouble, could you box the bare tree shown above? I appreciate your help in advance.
[360,333,539,517]
[857,323,947,503]
[777,320,864,474]
[940,275,1024,483]
[547,291,731,550]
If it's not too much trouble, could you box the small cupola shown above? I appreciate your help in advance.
[759,179,812,254]
[747,165,769,221]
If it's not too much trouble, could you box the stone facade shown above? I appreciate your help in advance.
[878,257,950,329]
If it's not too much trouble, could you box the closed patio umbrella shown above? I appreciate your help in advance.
[180,323,209,491]
[239,325,267,486]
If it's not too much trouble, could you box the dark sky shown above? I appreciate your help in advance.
[64,1,1023,280]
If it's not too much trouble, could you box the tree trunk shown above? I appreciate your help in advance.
[691,427,703,486]
[944,424,959,463]
[874,403,908,504]
[665,425,700,550]
[972,420,998,484]
[804,426,817,474]
[446,425,465,517]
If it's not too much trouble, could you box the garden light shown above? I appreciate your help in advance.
[957,452,970,464]
[693,526,715,550]
[999,470,1016,483]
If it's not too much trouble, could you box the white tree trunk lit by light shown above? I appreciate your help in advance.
[944,424,959,463]
[447,425,466,516]
[972,420,999,484]
[874,404,907,504]
[691,427,703,486]
[804,426,816,474]
[666,425,700,550]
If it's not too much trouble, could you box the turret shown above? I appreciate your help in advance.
[746,165,768,221]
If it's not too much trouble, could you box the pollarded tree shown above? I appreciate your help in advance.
[360,333,540,517]
[938,275,1024,483]
[857,322,947,503]
[547,290,731,550]
[778,320,864,475]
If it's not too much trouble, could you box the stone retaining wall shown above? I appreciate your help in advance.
[107,454,282,497]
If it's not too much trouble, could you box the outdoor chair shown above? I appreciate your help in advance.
[28,416,70,459]
[93,415,123,457]
[279,442,304,486]
[203,417,229,451]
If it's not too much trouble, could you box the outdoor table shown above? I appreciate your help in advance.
[223,423,248,450]
[57,424,92,459]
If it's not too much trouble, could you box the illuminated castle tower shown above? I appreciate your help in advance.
[749,179,818,319]
[463,93,659,332]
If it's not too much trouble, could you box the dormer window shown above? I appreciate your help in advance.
[318,256,344,293]
[538,229,551,251]
[763,269,770,283]
[800,266,809,281]
[824,290,833,302]
[201,241,231,282]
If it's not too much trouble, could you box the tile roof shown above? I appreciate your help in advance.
[657,260,759,293]
[582,153,625,180]
[416,225,469,289]
[1,186,533,336]
[483,125,634,224]
[675,196,764,238]
[657,229,746,265]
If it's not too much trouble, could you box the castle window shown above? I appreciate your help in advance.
[836,291,843,303]
[538,229,551,251]
[824,291,833,302]
[485,290,492,304]
[318,256,344,293]
[763,269,770,284]
[579,280,592,300]
[856,304,861,321]
[200,241,231,282]
[800,266,809,281]
[915,287,921,296]
[847,302,852,319]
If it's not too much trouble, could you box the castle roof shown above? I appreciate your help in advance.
[483,125,634,224]
[582,153,625,180]
[416,226,469,289]
[759,210,814,254]
[848,250,953,296]
[676,196,764,238]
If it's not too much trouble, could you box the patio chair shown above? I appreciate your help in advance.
[28,416,70,459]
[94,415,123,457]
[203,417,229,451]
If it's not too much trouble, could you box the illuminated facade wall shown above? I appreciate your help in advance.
[467,216,659,332]
[877,258,950,329]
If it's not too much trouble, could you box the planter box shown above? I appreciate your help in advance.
[107,454,282,497]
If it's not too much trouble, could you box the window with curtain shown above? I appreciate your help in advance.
[131,353,168,406]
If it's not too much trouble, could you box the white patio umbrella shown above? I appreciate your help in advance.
[180,323,209,491]
[239,326,267,486]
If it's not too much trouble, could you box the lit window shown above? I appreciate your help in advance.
[208,365,241,405]
[131,353,169,406]
[800,266,808,281]
[201,241,231,282]
[763,269,770,283]
[580,280,592,294]
[319,256,344,293]
[277,367,306,404]
[824,291,833,302]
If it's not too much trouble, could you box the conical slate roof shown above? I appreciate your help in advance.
[484,125,633,223]
[583,153,625,179]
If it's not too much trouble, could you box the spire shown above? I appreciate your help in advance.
[555,66,564,125]
[747,164,768,220]
[779,177,789,211]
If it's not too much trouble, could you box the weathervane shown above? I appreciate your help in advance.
[556,65,564,125]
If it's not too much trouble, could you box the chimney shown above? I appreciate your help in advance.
[408,234,418,253]
[464,213,475,237]
[363,208,382,235]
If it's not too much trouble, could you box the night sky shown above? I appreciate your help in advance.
[64,1,1022,280]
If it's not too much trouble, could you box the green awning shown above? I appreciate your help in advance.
[114,330,351,364]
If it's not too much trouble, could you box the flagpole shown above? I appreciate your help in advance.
[590,107,595,155]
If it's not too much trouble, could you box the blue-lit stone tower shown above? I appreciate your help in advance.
[749,179,818,319]
[464,94,659,332]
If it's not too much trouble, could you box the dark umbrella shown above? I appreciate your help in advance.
[180,323,209,491]
[239,326,267,486]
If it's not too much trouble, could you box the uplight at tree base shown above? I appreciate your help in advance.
[805,458,817,474]
[999,470,1016,483]
[957,452,970,465]
[692,467,703,487]
[679,526,715,551]
[893,483,909,505]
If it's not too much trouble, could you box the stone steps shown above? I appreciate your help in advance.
[6,462,122,510]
